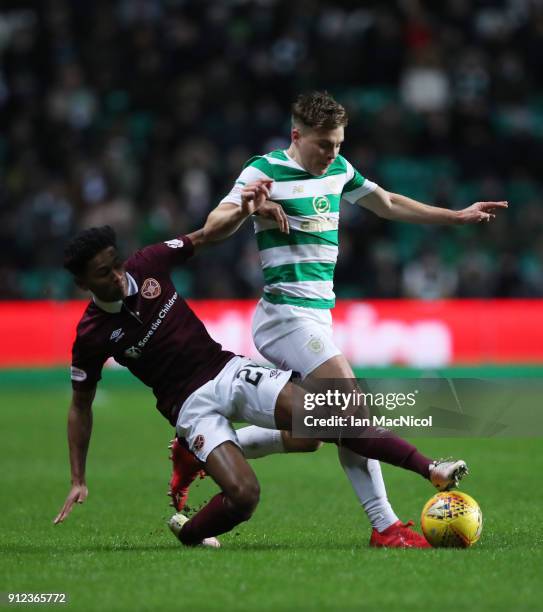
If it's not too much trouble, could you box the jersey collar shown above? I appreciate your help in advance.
[92,272,138,313]
[283,149,307,172]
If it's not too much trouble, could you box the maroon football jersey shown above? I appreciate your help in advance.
[71,236,235,424]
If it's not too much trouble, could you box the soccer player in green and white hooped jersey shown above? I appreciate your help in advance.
[177,91,507,548]
[233,149,366,310]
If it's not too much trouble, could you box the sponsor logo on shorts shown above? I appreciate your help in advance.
[141,278,161,299]
[269,369,282,379]
[70,366,87,382]
[313,195,330,214]
[164,239,184,249]
[110,327,125,342]
[308,337,324,353]
[193,434,205,452]
[124,346,142,359]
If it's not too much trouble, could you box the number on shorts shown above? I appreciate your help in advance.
[236,366,263,387]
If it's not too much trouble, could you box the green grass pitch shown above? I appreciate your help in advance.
[1,368,542,611]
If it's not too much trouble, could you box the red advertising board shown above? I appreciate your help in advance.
[0,299,541,367]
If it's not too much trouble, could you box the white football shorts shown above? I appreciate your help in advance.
[176,356,291,462]
[252,299,341,379]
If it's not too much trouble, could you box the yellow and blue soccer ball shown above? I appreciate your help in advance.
[421,491,482,548]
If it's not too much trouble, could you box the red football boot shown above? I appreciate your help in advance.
[369,520,431,548]
[167,438,206,512]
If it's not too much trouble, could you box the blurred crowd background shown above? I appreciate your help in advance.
[1,0,542,300]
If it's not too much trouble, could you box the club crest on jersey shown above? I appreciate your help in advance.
[193,434,205,452]
[124,346,142,359]
[141,278,161,299]
[313,195,330,214]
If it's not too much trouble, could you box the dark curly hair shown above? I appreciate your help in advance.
[291,91,348,130]
[64,225,117,276]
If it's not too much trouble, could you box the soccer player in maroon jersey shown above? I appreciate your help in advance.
[54,189,468,548]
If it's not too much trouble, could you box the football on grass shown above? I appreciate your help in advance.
[421,491,483,548]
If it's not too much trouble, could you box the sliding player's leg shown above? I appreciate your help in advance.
[272,380,468,492]
[167,428,318,513]
[169,355,291,545]
[170,440,260,546]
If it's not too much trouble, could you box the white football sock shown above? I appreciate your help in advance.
[338,446,399,533]
[237,426,284,459]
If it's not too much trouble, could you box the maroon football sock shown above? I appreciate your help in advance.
[179,492,248,545]
[340,428,432,479]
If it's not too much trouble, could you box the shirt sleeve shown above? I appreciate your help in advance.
[219,156,274,206]
[71,335,106,391]
[133,234,195,270]
[342,159,378,204]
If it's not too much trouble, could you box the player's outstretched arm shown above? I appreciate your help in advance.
[202,202,251,243]
[201,179,271,243]
[53,387,96,524]
[358,186,508,225]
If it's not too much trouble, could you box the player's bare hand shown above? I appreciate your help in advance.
[240,179,273,216]
[456,201,508,224]
[53,483,88,524]
[257,199,290,234]
[241,179,289,233]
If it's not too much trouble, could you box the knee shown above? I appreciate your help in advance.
[282,431,323,453]
[226,479,260,520]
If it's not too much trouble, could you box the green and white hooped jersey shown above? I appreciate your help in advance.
[221,149,378,309]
